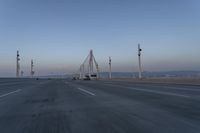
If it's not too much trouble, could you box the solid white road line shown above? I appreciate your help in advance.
[0,82,22,86]
[130,87,191,98]
[163,86,200,92]
[132,83,200,92]
[105,84,190,98]
[77,88,96,96]
[0,89,22,98]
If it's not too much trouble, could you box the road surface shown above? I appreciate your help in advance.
[0,78,200,133]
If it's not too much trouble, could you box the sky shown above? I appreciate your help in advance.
[0,0,200,77]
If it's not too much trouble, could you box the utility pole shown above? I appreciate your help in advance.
[30,59,34,78]
[96,63,100,79]
[109,57,112,79]
[21,71,24,77]
[16,51,20,78]
[138,44,142,79]
[79,64,83,80]
[79,65,82,80]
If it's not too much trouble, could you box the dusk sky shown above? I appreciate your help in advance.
[0,0,200,77]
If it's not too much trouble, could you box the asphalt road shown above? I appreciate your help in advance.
[0,78,200,133]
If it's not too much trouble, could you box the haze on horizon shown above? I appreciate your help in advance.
[0,0,200,77]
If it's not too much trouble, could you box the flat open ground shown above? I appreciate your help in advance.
[0,78,200,133]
